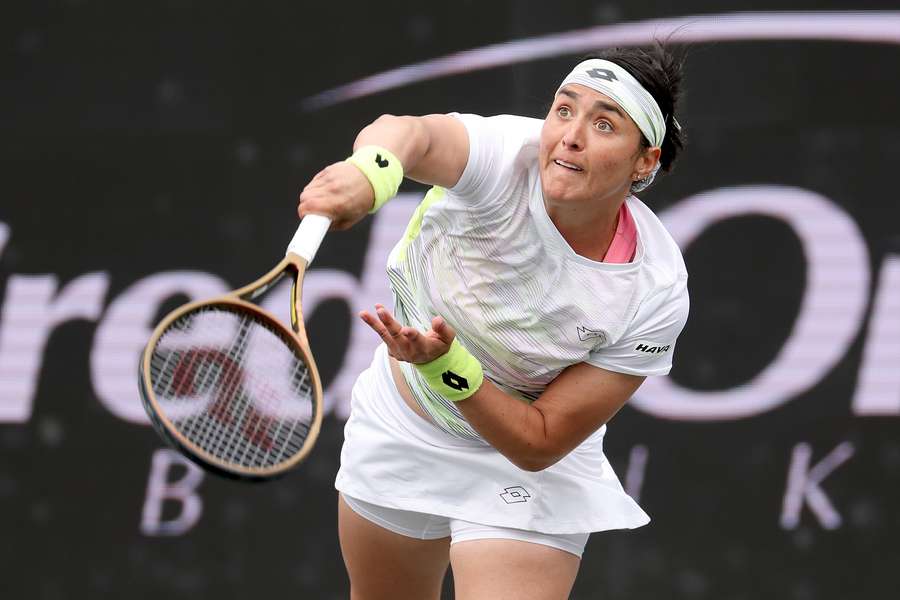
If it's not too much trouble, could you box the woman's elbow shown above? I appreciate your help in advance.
[368,114,421,134]
[510,450,564,473]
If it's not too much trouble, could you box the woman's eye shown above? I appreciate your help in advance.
[595,120,613,132]
[557,106,571,118]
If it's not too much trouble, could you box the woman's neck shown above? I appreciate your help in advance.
[545,194,626,262]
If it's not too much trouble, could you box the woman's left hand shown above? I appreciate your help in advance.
[359,304,455,364]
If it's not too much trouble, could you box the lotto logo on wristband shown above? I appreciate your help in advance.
[415,339,483,402]
[442,370,469,391]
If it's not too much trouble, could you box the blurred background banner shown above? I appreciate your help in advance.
[2,2,899,598]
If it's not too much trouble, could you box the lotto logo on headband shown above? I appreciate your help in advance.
[586,67,617,82]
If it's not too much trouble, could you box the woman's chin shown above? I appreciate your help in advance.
[542,183,586,206]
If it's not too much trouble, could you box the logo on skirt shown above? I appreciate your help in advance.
[499,486,531,504]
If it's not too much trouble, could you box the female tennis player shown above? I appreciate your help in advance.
[298,45,688,600]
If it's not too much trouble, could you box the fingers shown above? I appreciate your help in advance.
[359,310,398,358]
[375,304,404,335]
[430,316,456,345]
[359,305,403,346]
[359,305,451,363]
[358,309,389,339]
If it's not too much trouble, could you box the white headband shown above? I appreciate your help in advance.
[557,59,666,148]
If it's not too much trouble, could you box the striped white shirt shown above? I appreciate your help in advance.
[387,113,689,440]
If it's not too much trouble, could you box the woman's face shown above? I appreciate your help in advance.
[539,83,659,208]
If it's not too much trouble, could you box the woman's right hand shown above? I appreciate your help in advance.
[297,160,375,230]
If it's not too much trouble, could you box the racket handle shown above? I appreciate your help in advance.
[286,214,332,264]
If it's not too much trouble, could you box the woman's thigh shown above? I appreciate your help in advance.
[338,495,451,600]
[449,538,581,600]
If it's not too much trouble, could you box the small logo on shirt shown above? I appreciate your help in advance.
[634,342,671,355]
[499,486,531,504]
[577,326,606,343]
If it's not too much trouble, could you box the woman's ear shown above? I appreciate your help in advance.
[633,146,662,181]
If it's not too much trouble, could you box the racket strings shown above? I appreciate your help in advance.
[148,305,315,470]
[162,315,310,468]
[157,307,251,455]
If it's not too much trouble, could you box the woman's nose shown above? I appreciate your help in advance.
[561,123,584,150]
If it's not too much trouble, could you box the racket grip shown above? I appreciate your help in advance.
[286,214,332,264]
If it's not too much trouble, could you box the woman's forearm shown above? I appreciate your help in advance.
[454,362,641,473]
[455,381,557,472]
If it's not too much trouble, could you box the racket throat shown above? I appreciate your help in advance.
[289,271,308,336]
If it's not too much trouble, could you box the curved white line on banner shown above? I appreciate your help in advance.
[634,185,870,421]
[303,11,900,110]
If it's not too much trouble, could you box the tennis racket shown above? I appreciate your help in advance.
[138,214,332,481]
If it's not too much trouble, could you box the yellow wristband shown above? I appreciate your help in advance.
[413,338,484,402]
[346,145,404,213]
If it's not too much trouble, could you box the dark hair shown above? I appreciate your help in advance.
[587,43,686,174]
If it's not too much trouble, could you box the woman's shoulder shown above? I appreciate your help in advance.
[627,196,688,284]
[452,113,543,145]
[448,114,544,199]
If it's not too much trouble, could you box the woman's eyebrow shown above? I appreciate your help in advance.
[592,100,625,119]
[557,88,625,119]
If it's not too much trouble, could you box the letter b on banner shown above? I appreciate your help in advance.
[140,449,204,536]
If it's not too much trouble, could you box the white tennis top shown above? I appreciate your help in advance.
[387,113,689,440]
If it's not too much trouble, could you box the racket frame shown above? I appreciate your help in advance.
[139,252,324,481]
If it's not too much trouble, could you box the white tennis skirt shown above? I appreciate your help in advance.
[334,344,650,535]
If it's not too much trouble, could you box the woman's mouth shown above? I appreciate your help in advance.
[553,159,583,172]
